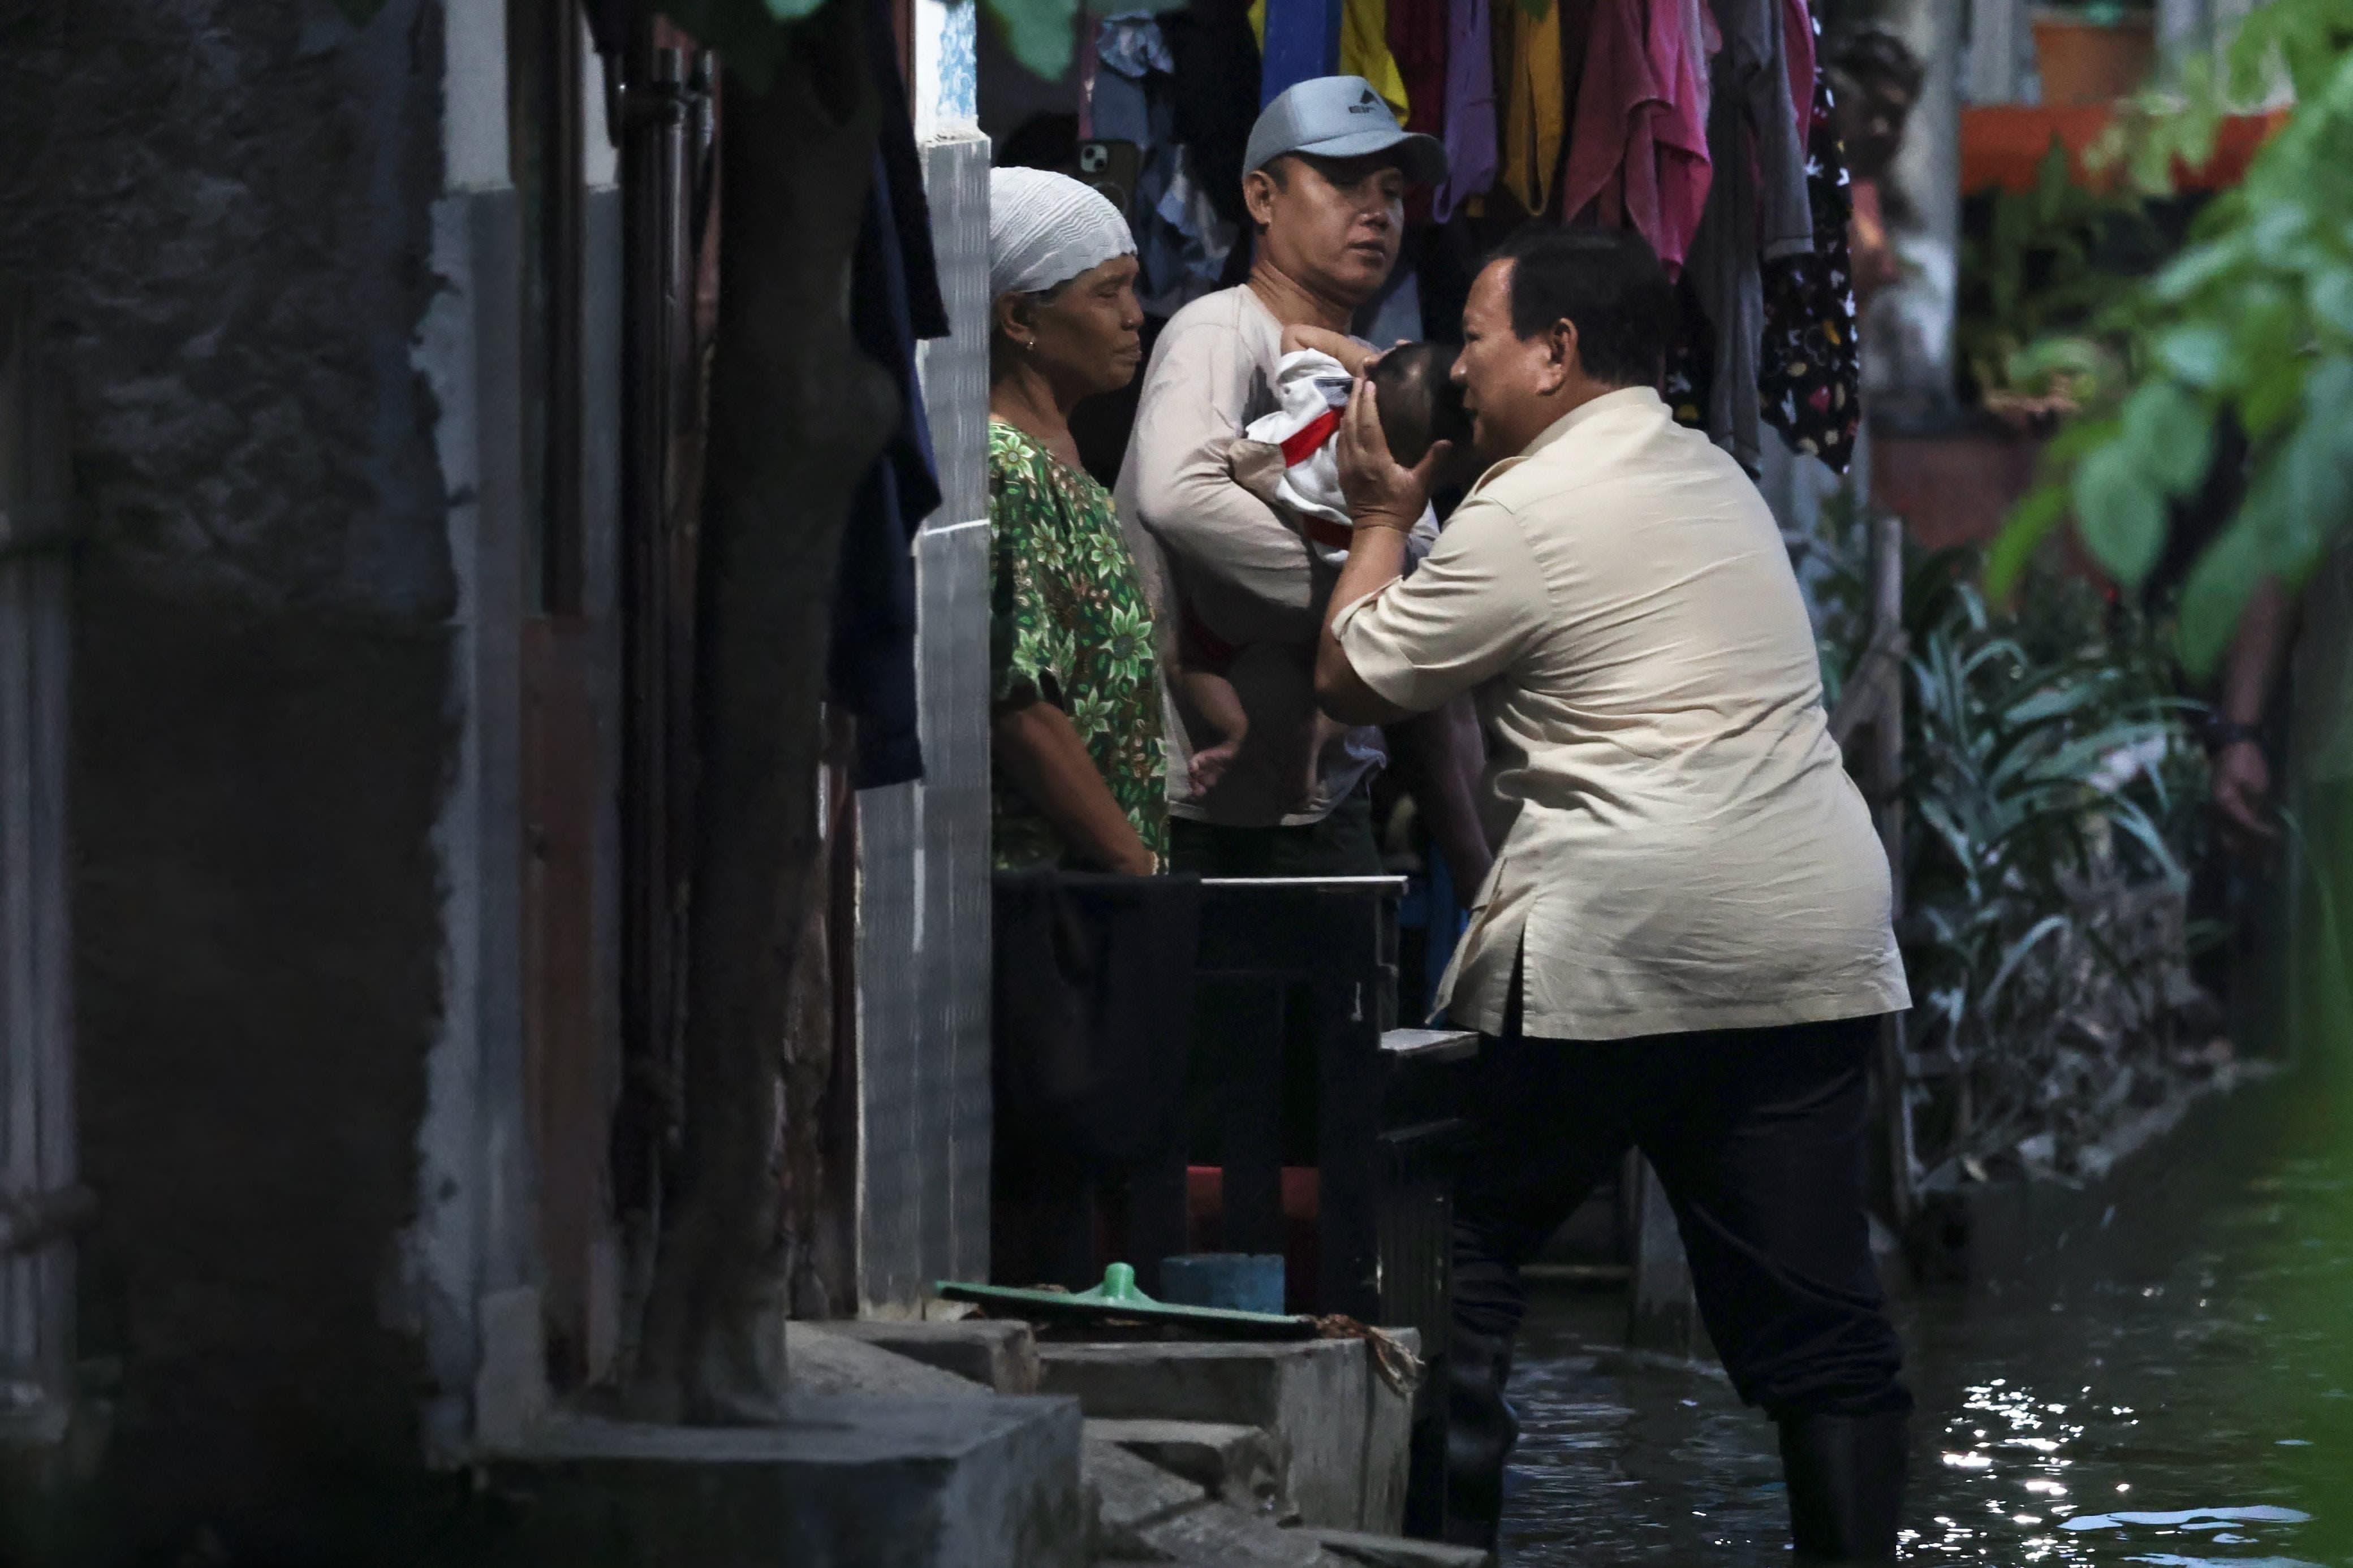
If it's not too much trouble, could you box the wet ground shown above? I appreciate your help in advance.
[1498,1075,2353,1566]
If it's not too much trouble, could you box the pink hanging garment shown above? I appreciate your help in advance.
[1559,0,1714,275]
[1559,0,1649,236]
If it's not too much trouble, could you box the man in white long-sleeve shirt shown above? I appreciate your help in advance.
[1115,74,1463,876]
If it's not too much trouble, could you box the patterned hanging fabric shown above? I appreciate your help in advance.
[1755,5,1861,472]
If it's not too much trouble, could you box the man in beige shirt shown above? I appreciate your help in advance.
[1318,227,1913,1561]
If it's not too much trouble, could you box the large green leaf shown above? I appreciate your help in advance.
[2072,442,2168,586]
[2176,521,2270,676]
[985,0,1080,77]
[2154,324,2233,388]
[2123,382,2218,499]
[1989,481,2075,599]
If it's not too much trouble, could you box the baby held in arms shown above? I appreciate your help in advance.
[1174,324,1476,807]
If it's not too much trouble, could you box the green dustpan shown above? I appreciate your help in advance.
[937,1262,1318,1339]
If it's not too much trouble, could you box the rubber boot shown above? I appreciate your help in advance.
[1441,1327,1519,1550]
[1777,1409,1909,1563]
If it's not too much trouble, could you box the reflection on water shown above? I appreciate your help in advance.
[1497,1083,2352,1566]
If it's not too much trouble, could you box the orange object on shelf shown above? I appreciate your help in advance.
[1960,105,2289,195]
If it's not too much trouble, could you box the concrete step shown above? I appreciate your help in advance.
[493,1402,1085,1568]
[1296,1526,1496,1567]
[1039,1333,1418,1533]
[787,1321,998,1399]
[790,1324,1338,1565]
[821,1318,1041,1394]
[1087,1417,1286,1519]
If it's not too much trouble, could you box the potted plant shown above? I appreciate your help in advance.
[2033,0,2158,105]
[1874,142,2161,552]
[1957,140,2162,428]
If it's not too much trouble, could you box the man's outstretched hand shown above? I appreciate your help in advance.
[1334,376,1449,535]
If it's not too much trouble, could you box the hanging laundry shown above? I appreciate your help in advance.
[1344,0,1413,119]
[1663,269,1715,433]
[1495,0,1565,216]
[835,0,950,787]
[1156,146,1242,304]
[1720,0,1813,262]
[1389,0,1449,132]
[1096,12,1235,316]
[1676,0,1815,472]
[1558,0,1712,275]
[1163,0,1263,232]
[1757,12,1860,471]
[1780,0,1815,144]
[1682,58,1763,471]
[1433,0,1498,219]
[1077,19,1101,139]
[1246,0,1412,120]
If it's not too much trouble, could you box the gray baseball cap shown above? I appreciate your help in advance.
[1243,76,1448,186]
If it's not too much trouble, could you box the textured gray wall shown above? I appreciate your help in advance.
[855,129,993,1314]
[0,0,458,1548]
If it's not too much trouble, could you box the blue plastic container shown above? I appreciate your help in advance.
[1158,1252,1287,1316]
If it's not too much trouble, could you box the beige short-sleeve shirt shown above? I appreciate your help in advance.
[1333,386,1911,1040]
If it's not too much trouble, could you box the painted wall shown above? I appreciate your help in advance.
[0,0,506,1550]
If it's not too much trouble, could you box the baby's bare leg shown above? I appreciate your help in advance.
[1176,668,1248,795]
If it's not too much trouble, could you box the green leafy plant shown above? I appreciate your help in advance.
[1813,502,2215,1175]
[2039,0,2154,19]
[1994,0,2353,675]
[1904,577,2191,1020]
[1958,141,2164,404]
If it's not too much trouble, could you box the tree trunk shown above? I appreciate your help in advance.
[626,1,895,1423]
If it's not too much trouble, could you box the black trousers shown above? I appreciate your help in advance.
[1453,1013,1910,1418]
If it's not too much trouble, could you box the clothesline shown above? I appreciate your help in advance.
[1065,0,1861,474]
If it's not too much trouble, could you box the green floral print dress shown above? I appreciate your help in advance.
[987,420,1170,871]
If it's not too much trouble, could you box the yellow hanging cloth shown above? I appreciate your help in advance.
[1495,0,1563,216]
[1248,0,1412,123]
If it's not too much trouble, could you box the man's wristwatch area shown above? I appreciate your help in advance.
[2202,716,2265,754]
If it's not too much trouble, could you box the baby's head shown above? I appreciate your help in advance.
[1370,344,1472,470]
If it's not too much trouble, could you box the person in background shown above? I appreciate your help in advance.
[1119,75,1490,890]
[1317,227,1915,1560]
[2208,554,2353,1044]
[985,168,1166,875]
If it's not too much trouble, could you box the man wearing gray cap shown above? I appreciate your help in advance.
[1115,76,1451,876]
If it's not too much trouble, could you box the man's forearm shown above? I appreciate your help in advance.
[2220,576,2296,727]
[1136,450,1320,641]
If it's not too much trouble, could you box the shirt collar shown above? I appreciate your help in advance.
[1463,385,1666,499]
[1520,385,1667,460]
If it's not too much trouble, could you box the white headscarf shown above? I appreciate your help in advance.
[989,167,1136,300]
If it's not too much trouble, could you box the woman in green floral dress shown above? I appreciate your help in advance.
[985,169,1167,874]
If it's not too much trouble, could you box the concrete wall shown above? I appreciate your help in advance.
[0,0,494,1548]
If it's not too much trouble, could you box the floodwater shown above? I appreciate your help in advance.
[1498,1076,2353,1566]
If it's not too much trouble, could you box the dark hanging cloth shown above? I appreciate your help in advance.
[868,0,947,340]
[992,870,1202,1289]
[1162,0,1262,234]
[1389,0,1449,136]
[1757,22,1862,472]
[833,0,950,788]
[1664,270,1717,435]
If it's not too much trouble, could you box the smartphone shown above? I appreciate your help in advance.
[1076,139,1143,219]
